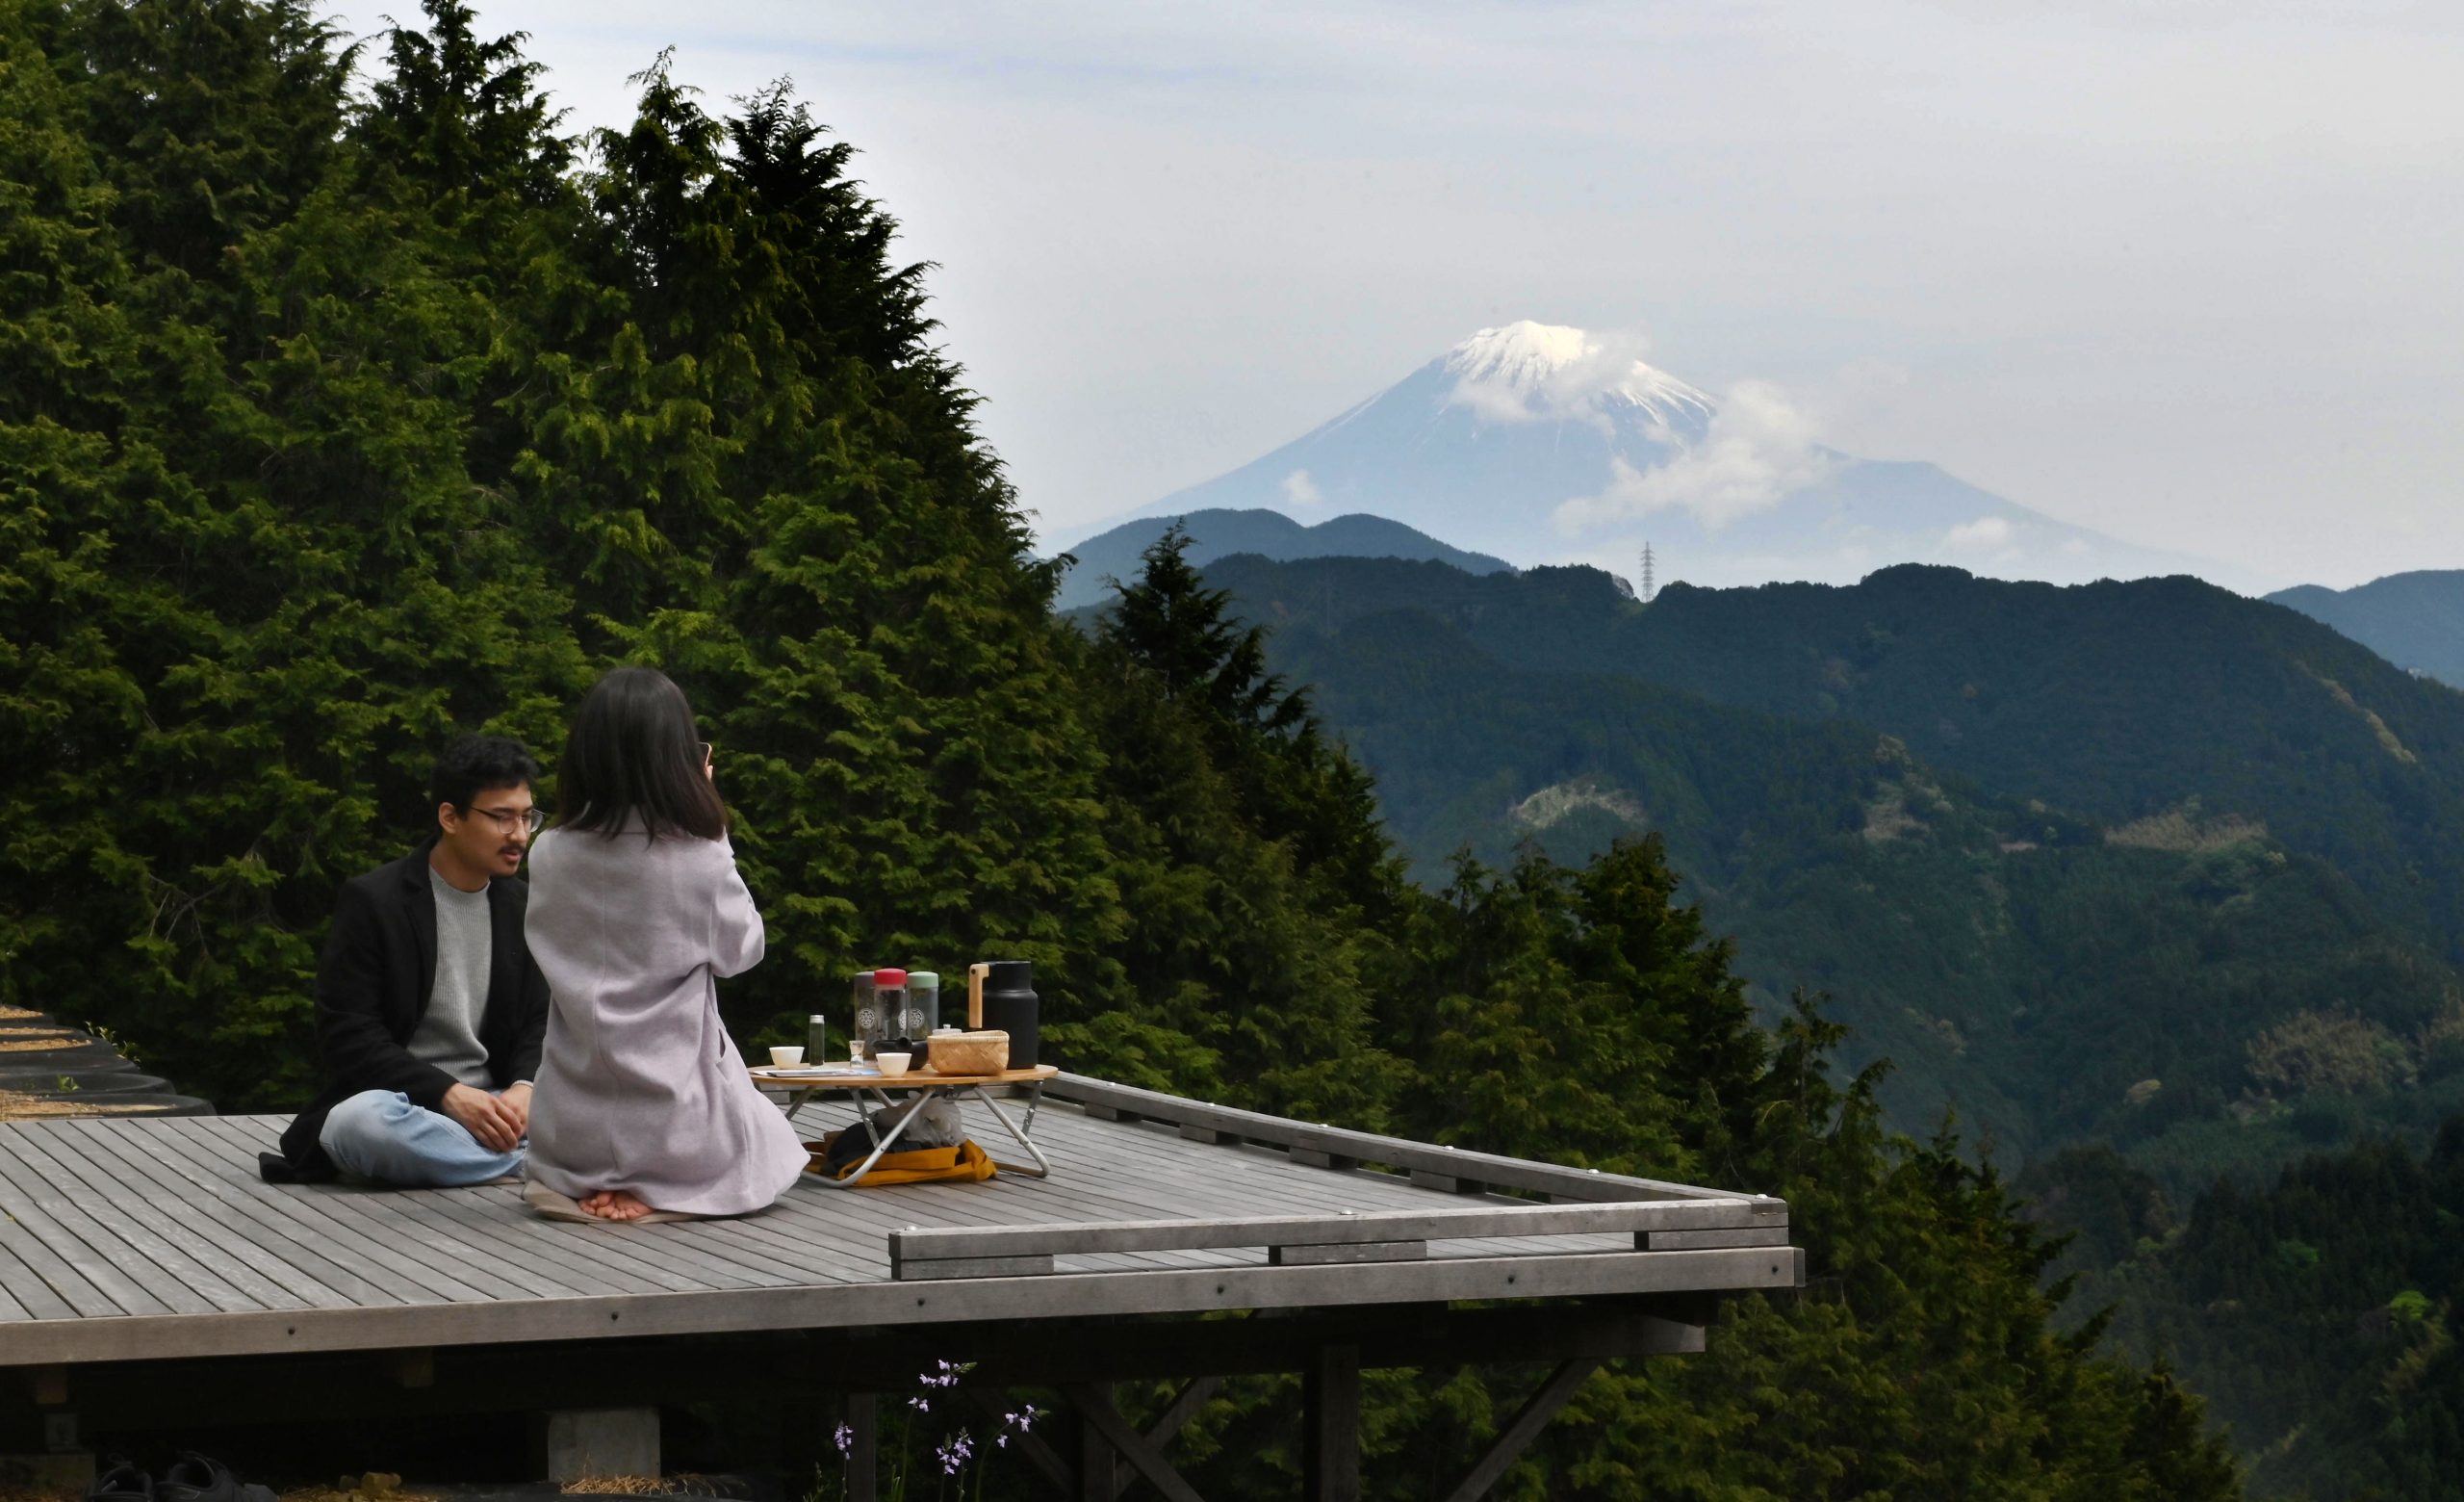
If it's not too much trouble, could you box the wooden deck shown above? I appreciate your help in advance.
[0,1076,1801,1369]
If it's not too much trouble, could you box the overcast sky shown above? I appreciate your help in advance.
[331,1,2464,589]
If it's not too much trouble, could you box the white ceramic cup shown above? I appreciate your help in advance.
[768,1046,805,1067]
[873,1051,912,1078]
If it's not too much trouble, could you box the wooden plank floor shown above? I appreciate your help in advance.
[0,1097,1801,1367]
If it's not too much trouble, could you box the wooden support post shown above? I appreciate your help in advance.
[541,1408,657,1483]
[382,1347,435,1389]
[1064,1385,1205,1502]
[29,1365,67,1406]
[1076,1384,1116,1502]
[841,1392,878,1502]
[1438,1359,1602,1502]
[1303,1345,1360,1502]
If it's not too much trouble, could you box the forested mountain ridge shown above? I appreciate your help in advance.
[1207,554,2464,964]
[0,2,2242,1494]
[2272,569,2464,689]
[1227,580,2464,1192]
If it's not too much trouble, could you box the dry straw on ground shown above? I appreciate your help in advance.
[0,1090,151,1121]
[278,1474,437,1502]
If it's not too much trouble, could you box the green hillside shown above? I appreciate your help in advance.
[2031,1125,2464,1500]
[2272,570,2464,689]
[1251,595,2464,1191]
[1208,554,2464,962]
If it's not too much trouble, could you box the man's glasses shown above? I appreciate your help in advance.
[696,741,714,766]
[469,805,547,836]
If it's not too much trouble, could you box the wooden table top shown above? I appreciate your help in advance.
[747,1063,1060,1091]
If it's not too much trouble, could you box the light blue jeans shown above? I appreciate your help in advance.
[320,1089,526,1187]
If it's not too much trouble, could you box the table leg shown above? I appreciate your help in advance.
[816,1085,938,1188]
[972,1086,1053,1178]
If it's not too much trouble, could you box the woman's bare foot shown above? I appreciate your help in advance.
[579,1189,653,1221]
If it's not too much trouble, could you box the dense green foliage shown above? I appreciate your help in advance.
[0,3,2248,1495]
[2272,570,2464,689]
[2032,1124,2464,1500]
[1187,557,2464,1195]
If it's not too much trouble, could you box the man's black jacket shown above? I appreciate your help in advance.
[266,842,551,1180]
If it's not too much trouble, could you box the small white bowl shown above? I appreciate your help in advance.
[768,1046,805,1068]
[873,1051,912,1078]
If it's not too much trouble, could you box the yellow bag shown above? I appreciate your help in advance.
[805,1134,999,1186]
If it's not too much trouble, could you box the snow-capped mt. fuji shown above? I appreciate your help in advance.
[1090,322,2223,592]
[1438,321,1715,435]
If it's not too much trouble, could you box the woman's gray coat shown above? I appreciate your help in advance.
[522,825,807,1215]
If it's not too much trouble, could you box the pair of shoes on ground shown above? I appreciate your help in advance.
[90,1452,277,1502]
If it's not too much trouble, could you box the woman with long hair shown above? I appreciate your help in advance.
[521,666,807,1222]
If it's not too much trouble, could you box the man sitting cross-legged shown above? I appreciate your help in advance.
[260,736,552,1186]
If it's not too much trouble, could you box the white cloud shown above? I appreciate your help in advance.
[1940,515,2027,567]
[1942,516,2014,551]
[1280,468,1325,506]
[1551,379,1835,533]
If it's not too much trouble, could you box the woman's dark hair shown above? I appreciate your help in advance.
[556,667,728,842]
[428,735,540,815]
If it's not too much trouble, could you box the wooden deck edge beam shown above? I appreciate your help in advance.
[0,1248,1803,1368]
[1043,1074,1751,1204]
[888,1196,1785,1262]
[13,1305,1712,1428]
[1641,1227,1792,1251]
[893,1254,1057,1281]
[1269,1240,1424,1266]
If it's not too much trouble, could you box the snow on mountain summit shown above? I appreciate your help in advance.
[1441,321,1598,387]
[1102,319,2228,593]
[1441,321,1715,429]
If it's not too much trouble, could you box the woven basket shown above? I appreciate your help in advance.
[925,1029,1009,1075]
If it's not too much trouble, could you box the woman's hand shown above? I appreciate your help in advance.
[500,1080,534,1138]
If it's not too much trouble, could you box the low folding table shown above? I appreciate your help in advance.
[748,1063,1060,1187]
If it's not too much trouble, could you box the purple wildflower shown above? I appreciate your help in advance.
[937,1429,974,1475]
[832,1421,852,1457]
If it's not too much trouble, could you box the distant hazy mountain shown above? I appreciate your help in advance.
[1049,506,1510,610]
[1116,321,2230,591]
[2268,571,2464,688]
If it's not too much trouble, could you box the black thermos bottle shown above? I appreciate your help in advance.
[979,960,1040,1068]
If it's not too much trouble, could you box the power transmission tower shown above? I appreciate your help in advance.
[1639,542,1656,604]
